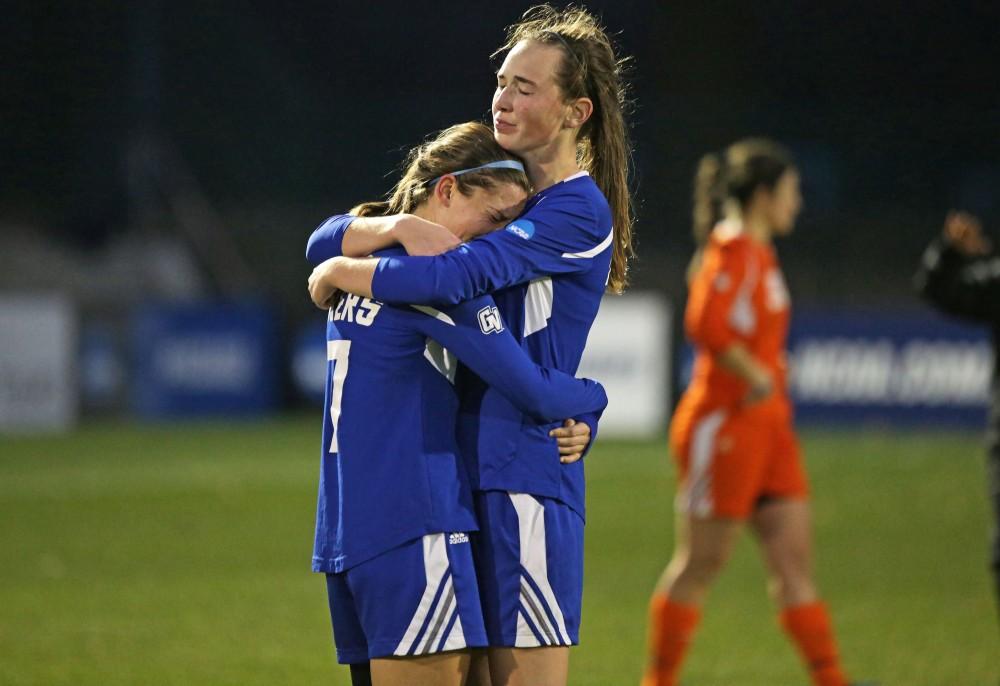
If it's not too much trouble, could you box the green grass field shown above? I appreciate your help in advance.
[1,416,997,685]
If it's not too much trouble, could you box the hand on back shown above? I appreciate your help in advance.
[551,418,592,464]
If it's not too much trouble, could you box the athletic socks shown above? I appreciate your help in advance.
[642,595,849,686]
[641,594,701,686]
[780,601,848,686]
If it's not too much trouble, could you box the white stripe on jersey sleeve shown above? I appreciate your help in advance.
[561,228,613,259]
[411,305,456,326]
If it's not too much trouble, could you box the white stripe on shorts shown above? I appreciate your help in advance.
[680,410,726,518]
[394,534,450,656]
[520,578,558,645]
[508,493,571,646]
[515,608,543,647]
[418,575,455,654]
[438,606,466,653]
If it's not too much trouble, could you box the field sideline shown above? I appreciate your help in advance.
[1,416,997,685]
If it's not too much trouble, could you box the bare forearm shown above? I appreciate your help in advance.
[340,216,399,257]
[308,256,379,308]
[717,343,769,389]
[331,257,378,299]
[341,213,462,258]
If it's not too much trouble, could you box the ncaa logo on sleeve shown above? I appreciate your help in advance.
[505,219,535,240]
[477,306,504,334]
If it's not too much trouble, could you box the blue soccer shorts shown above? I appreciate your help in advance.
[472,491,584,648]
[325,531,487,663]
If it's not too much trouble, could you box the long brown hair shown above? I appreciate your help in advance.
[495,5,635,293]
[351,122,531,217]
[692,138,795,246]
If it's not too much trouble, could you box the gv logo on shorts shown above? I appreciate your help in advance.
[477,306,504,335]
[505,219,535,240]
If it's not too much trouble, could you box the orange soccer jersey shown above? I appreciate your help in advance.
[671,222,808,519]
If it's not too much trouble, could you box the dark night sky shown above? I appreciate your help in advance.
[2,1,998,303]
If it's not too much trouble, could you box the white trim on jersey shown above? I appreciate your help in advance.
[681,410,727,518]
[508,493,572,646]
[411,305,456,326]
[423,340,457,384]
[523,277,554,337]
[728,256,759,335]
[394,534,451,656]
[562,228,613,260]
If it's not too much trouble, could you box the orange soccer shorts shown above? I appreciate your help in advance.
[670,398,809,520]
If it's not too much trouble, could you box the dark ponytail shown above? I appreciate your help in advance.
[692,152,725,247]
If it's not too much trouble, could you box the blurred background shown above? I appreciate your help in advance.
[2,0,998,429]
[2,2,999,684]
[1,0,998,427]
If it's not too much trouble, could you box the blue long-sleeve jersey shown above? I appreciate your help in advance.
[307,173,613,518]
[311,247,608,573]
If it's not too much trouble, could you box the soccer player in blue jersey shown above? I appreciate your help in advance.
[308,7,634,685]
[310,121,609,686]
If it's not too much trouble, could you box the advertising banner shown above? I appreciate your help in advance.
[788,309,991,426]
[132,301,279,418]
[0,295,77,432]
[679,308,993,427]
[578,292,671,437]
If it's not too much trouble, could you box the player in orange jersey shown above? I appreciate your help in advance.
[641,139,869,686]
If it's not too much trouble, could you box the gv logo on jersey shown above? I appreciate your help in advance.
[477,306,504,335]
[505,219,535,240]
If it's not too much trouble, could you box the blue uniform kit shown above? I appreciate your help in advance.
[309,171,613,653]
[310,239,607,662]
[325,532,484,663]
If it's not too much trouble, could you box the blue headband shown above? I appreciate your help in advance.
[425,160,525,187]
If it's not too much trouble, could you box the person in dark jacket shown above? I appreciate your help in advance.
[915,210,1000,624]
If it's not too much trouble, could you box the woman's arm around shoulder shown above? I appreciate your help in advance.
[306,214,460,265]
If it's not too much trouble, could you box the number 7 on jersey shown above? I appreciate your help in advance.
[327,340,351,453]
